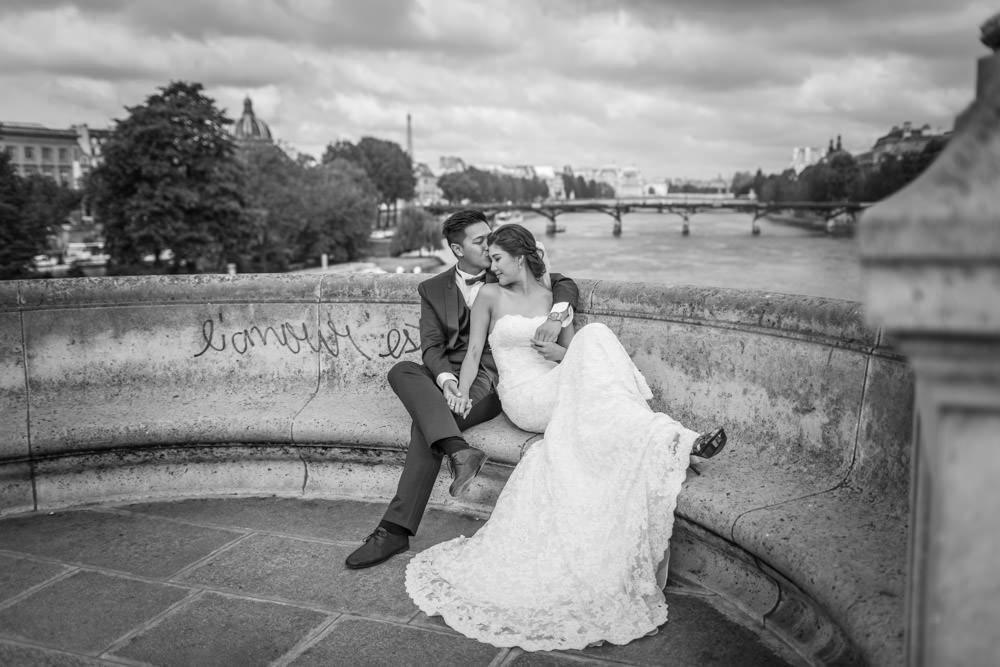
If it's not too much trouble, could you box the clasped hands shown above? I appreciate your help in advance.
[444,380,473,419]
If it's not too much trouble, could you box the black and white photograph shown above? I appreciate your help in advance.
[1,1,998,665]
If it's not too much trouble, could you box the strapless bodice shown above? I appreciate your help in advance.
[488,314,560,432]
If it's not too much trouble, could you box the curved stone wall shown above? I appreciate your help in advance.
[0,274,913,666]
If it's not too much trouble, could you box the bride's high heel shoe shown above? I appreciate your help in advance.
[691,427,727,459]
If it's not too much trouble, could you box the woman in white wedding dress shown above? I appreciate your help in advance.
[405,224,727,651]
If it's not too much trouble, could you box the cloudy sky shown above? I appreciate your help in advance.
[0,0,993,180]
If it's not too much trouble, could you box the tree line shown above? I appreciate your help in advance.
[730,136,948,204]
[0,153,82,279]
[1,80,418,278]
[438,167,550,204]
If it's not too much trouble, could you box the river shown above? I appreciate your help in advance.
[510,210,862,302]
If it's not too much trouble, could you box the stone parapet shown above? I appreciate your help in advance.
[0,275,913,665]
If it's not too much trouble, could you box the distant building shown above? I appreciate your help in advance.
[644,181,669,196]
[413,162,442,204]
[667,176,729,194]
[531,165,564,199]
[854,121,951,168]
[791,146,823,174]
[573,165,646,197]
[438,156,467,174]
[232,96,273,156]
[0,122,109,189]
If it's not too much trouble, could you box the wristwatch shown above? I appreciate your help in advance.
[547,311,564,322]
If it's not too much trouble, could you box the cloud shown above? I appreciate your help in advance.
[0,0,993,179]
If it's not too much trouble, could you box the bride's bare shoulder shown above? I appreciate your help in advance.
[473,283,501,309]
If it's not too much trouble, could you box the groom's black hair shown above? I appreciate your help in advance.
[443,209,490,248]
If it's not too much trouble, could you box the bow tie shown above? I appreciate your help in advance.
[464,273,487,286]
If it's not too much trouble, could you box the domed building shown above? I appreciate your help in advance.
[232,96,272,150]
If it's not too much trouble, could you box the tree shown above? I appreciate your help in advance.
[438,171,482,203]
[91,81,248,274]
[0,154,80,279]
[323,137,415,205]
[297,158,377,262]
[389,207,441,256]
[241,142,306,272]
[0,152,33,279]
[20,173,81,245]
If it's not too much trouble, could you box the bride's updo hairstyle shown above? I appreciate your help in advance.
[488,224,547,279]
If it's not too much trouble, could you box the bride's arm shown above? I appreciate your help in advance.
[456,285,496,407]
[533,313,575,362]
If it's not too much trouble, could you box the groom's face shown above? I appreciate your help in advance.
[454,222,492,271]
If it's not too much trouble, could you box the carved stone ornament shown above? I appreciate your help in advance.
[982,11,1000,51]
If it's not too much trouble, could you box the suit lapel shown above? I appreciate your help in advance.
[443,266,461,346]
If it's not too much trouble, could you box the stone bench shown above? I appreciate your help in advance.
[0,273,912,666]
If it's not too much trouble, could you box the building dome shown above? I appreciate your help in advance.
[233,96,272,143]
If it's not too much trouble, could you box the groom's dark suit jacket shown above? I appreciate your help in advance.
[417,266,578,383]
[381,265,579,534]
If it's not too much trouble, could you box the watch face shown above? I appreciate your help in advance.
[548,312,562,321]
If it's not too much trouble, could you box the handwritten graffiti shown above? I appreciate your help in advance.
[195,313,373,360]
[379,323,421,359]
[193,313,422,361]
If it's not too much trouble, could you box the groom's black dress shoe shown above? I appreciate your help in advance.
[448,447,488,497]
[344,527,409,569]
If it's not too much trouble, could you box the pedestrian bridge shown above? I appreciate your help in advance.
[0,274,912,666]
[424,198,871,236]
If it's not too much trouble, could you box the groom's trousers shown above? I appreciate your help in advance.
[382,360,502,534]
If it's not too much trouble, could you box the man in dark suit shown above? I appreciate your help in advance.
[346,209,579,569]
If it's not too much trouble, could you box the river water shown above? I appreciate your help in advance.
[512,210,863,302]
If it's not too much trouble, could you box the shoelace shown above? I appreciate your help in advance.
[363,528,387,543]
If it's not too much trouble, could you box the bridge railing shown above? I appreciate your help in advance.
[421,198,871,237]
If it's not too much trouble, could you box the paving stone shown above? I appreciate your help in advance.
[289,616,500,666]
[0,571,188,655]
[410,507,487,551]
[0,554,68,603]
[0,509,241,578]
[124,496,387,541]
[111,592,327,667]
[569,592,791,666]
[0,640,108,666]
[508,649,616,665]
[178,533,417,619]
[407,610,462,635]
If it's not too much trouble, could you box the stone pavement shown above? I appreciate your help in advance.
[0,497,800,666]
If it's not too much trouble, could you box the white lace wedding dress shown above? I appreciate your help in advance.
[405,316,701,651]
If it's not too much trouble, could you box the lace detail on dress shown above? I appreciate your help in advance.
[405,318,702,651]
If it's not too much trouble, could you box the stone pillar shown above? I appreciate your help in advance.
[859,14,1000,666]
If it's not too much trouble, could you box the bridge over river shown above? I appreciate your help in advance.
[424,197,871,237]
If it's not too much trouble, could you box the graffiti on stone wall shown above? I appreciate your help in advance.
[379,323,421,359]
[193,313,421,361]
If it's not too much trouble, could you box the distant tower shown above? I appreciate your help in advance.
[836,134,843,152]
[406,113,413,159]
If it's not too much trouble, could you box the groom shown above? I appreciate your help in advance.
[346,209,580,569]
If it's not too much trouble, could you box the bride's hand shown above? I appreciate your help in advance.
[444,382,473,417]
[532,318,562,343]
[531,338,566,362]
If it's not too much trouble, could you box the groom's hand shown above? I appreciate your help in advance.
[443,380,473,418]
[533,318,562,343]
[532,339,566,362]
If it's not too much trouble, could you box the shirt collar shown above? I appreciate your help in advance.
[455,266,486,282]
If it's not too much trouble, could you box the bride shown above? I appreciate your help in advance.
[405,223,727,651]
